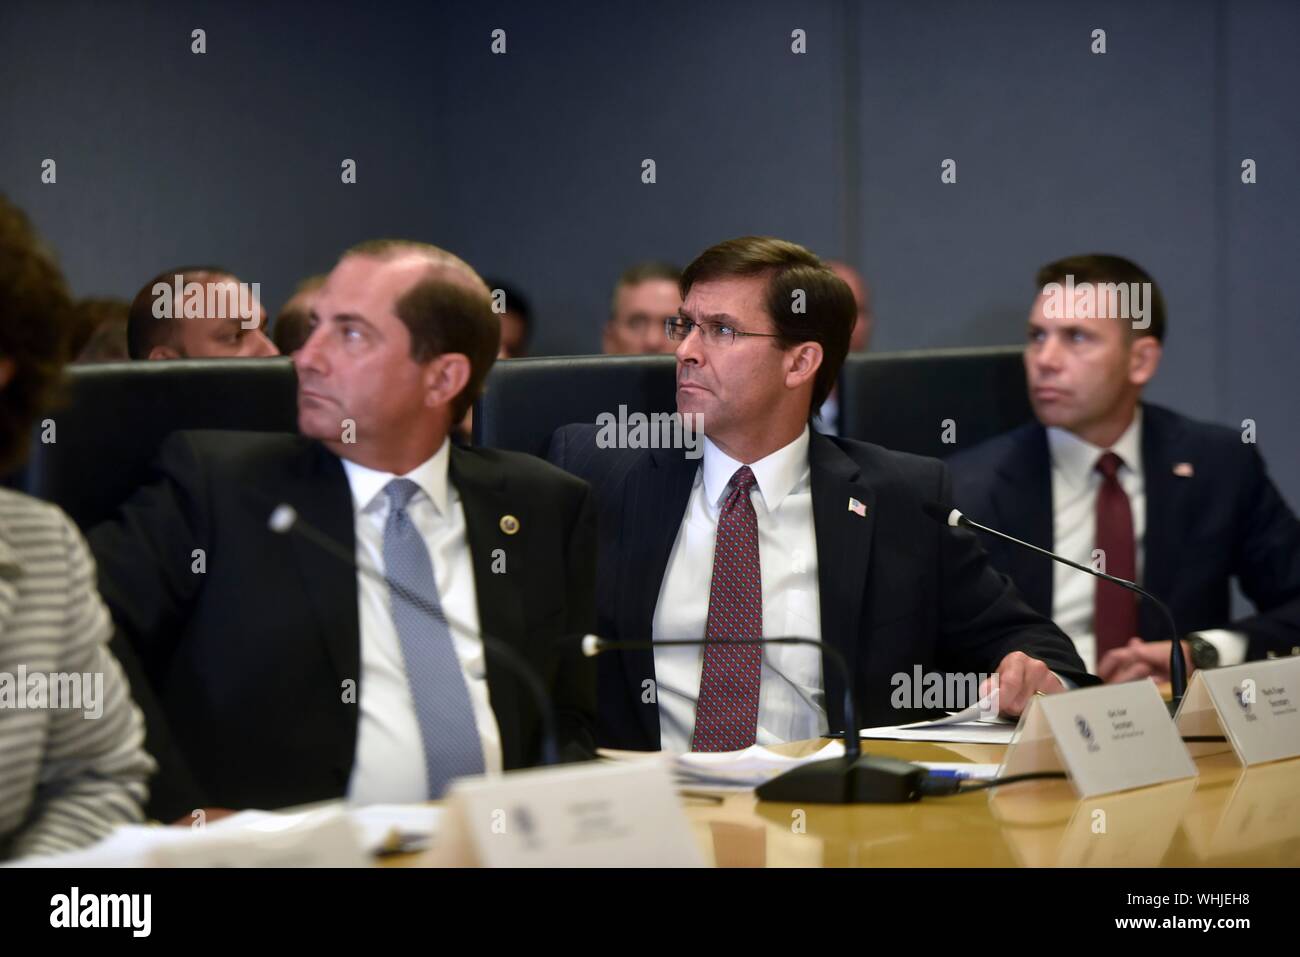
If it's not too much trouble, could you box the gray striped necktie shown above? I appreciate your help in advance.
[382,478,485,797]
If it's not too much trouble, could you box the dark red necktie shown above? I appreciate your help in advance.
[1094,451,1138,656]
[692,465,763,752]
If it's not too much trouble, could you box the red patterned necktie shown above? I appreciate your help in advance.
[691,465,763,752]
[1094,451,1138,656]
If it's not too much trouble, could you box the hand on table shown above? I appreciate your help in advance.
[1097,637,1192,684]
[980,651,1066,718]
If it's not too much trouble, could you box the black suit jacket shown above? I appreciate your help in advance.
[548,424,1092,751]
[88,431,597,813]
[947,403,1300,661]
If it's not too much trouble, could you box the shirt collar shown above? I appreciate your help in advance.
[701,426,810,513]
[340,438,451,517]
[1047,406,1144,491]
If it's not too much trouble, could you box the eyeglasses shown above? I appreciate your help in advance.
[664,316,783,347]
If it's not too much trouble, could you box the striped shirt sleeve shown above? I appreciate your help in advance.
[5,502,156,859]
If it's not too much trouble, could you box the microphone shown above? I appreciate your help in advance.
[266,502,562,767]
[922,502,1187,712]
[582,636,929,804]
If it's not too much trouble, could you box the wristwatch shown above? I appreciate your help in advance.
[1186,634,1220,670]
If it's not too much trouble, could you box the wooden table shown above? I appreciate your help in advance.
[677,738,1300,867]
[384,737,1299,867]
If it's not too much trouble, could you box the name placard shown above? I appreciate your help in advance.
[1000,681,1197,798]
[432,760,703,867]
[1175,656,1300,766]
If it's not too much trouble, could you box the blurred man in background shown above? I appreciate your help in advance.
[602,261,681,355]
[272,274,326,355]
[816,259,875,433]
[826,260,874,353]
[483,278,533,359]
[69,297,130,363]
[127,266,278,360]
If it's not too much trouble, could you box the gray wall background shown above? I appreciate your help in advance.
[2,0,1297,504]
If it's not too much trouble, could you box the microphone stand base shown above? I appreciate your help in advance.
[755,754,926,804]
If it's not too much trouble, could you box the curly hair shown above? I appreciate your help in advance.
[0,194,75,473]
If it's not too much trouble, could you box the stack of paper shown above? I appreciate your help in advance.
[673,744,1002,790]
[673,741,846,789]
[5,803,443,867]
[859,698,1019,745]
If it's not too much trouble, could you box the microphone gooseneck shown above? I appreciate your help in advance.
[925,502,1188,712]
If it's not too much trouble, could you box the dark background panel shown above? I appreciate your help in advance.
[1,0,1295,503]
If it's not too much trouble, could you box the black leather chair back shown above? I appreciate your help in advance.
[473,355,677,457]
[837,346,1033,458]
[474,349,1032,460]
[18,358,299,529]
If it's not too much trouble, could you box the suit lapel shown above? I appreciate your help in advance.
[281,442,360,690]
[449,447,530,760]
[622,448,697,746]
[449,447,527,645]
[991,426,1054,616]
[1139,404,1190,639]
[809,433,875,732]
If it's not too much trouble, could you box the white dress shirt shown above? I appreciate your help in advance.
[343,439,502,805]
[652,426,826,752]
[1048,408,1246,672]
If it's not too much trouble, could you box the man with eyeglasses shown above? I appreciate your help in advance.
[549,236,1092,753]
[601,261,682,355]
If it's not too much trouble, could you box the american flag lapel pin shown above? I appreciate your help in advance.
[1173,462,1194,478]
[848,497,867,518]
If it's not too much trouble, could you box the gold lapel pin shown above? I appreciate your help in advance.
[499,514,520,535]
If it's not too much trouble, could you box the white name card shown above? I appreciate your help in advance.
[1175,656,1300,766]
[1000,681,1197,798]
[433,760,703,867]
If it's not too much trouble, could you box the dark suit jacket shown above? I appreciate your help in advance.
[947,403,1300,661]
[88,431,597,813]
[548,424,1092,751]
